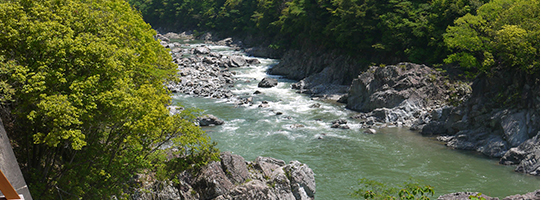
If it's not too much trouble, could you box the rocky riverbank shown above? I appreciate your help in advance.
[259,36,539,176]
[421,69,540,175]
[438,190,540,200]
[131,152,316,200]
[160,32,263,103]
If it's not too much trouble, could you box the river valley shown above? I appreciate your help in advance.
[171,42,539,199]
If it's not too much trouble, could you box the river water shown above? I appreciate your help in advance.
[171,43,539,199]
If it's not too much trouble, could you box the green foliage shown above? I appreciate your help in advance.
[129,0,486,65]
[352,178,434,200]
[444,0,539,74]
[469,193,487,200]
[0,0,218,199]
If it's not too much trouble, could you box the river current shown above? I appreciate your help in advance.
[171,43,539,199]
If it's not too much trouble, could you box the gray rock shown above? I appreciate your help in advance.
[502,190,540,200]
[130,152,316,200]
[284,161,316,200]
[216,180,276,200]
[195,161,234,199]
[255,156,286,178]
[131,179,181,200]
[501,132,540,175]
[246,58,261,65]
[198,114,225,126]
[215,38,233,46]
[258,78,278,88]
[194,46,211,54]
[364,129,377,134]
[220,152,249,184]
[229,56,246,67]
[309,103,321,108]
[438,190,540,200]
[331,119,347,125]
[438,192,498,200]
[347,63,452,112]
[421,68,539,175]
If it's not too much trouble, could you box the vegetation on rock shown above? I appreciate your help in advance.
[0,0,218,198]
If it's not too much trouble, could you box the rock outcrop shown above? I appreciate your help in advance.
[420,69,539,175]
[347,63,471,128]
[131,152,316,200]
[268,47,357,100]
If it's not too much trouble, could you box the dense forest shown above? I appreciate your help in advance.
[0,0,218,198]
[129,0,539,74]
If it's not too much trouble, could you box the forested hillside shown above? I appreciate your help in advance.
[129,0,539,74]
[0,0,218,198]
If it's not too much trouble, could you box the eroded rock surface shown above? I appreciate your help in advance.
[347,63,470,128]
[420,69,539,175]
[131,152,316,200]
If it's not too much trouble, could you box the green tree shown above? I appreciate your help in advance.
[444,0,539,74]
[0,0,218,198]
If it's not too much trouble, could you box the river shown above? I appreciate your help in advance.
[171,43,539,199]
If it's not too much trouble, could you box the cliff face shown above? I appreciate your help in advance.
[267,46,363,99]
[421,69,540,175]
[346,63,471,129]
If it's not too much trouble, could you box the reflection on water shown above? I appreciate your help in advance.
[172,44,539,199]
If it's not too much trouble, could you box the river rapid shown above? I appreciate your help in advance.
[171,43,539,199]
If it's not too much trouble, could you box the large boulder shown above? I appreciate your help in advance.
[195,161,235,199]
[258,78,278,88]
[229,56,246,67]
[500,132,540,175]
[194,46,211,54]
[220,152,249,184]
[198,114,225,126]
[285,161,316,200]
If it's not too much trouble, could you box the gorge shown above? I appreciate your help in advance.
[143,32,539,199]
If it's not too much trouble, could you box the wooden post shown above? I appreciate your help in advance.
[0,169,20,199]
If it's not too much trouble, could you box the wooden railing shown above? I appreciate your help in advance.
[0,169,22,200]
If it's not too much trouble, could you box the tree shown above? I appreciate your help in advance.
[444,0,540,74]
[0,0,218,198]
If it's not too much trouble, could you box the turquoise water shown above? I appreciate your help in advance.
[171,44,539,199]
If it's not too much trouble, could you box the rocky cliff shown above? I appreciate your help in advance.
[268,46,359,99]
[421,69,540,175]
[131,152,316,200]
[346,63,471,128]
